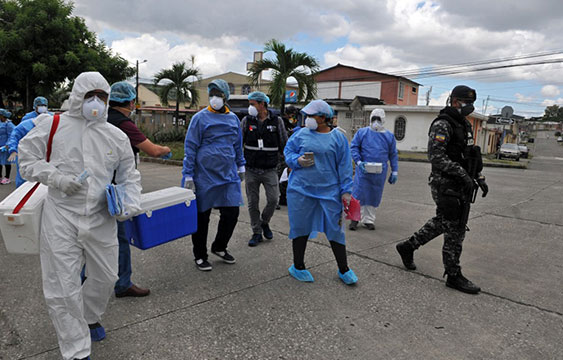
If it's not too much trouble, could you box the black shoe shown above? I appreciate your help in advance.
[349,221,358,231]
[364,223,375,230]
[248,233,263,247]
[275,204,281,210]
[261,223,273,240]
[446,273,481,294]
[195,258,212,271]
[211,249,236,264]
[396,240,416,270]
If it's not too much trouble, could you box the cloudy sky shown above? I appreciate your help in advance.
[73,0,563,116]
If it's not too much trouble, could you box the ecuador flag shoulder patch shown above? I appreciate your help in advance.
[434,134,446,142]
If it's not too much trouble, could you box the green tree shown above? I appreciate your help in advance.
[0,0,134,110]
[542,104,563,122]
[248,39,319,113]
[153,61,201,130]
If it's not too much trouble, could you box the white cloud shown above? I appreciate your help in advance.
[111,34,244,79]
[324,44,419,74]
[542,98,563,106]
[541,85,560,97]
[428,91,450,106]
[515,93,535,103]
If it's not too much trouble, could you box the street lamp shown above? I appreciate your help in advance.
[136,59,147,107]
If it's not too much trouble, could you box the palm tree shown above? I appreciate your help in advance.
[248,39,320,114]
[153,61,201,129]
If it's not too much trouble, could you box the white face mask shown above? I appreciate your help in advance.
[37,105,47,114]
[371,121,385,132]
[248,105,259,117]
[209,96,224,110]
[305,117,318,130]
[82,96,106,121]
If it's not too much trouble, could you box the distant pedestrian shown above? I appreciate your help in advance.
[241,91,288,246]
[0,109,15,184]
[284,100,357,285]
[349,108,398,231]
[396,85,489,294]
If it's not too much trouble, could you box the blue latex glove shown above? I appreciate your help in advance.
[0,146,8,152]
[357,161,366,174]
[388,173,398,184]
[161,152,172,160]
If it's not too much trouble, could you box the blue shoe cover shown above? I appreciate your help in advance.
[90,325,106,341]
[288,265,314,282]
[339,268,358,285]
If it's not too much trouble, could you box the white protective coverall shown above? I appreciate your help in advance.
[19,72,141,360]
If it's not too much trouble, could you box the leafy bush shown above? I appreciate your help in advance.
[153,127,187,143]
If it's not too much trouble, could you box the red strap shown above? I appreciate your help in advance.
[12,115,60,214]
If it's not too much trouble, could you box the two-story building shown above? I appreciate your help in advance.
[315,64,420,106]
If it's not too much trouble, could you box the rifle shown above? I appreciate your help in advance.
[443,146,483,228]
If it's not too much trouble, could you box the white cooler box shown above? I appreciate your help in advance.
[123,187,197,250]
[0,182,48,254]
[365,162,383,174]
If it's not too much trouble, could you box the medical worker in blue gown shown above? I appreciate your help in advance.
[7,97,52,187]
[182,79,246,272]
[350,108,398,231]
[284,100,357,285]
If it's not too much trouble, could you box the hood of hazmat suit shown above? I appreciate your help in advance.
[18,71,142,360]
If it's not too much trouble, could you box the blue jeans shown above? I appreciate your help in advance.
[114,221,133,294]
[81,221,133,294]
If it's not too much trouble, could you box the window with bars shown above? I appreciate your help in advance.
[398,82,404,99]
[394,116,406,141]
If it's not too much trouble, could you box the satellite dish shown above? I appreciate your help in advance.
[501,106,514,118]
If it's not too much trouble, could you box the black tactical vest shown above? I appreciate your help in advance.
[243,113,280,169]
[430,112,474,171]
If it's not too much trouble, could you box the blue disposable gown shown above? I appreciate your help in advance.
[351,128,398,207]
[183,107,245,212]
[0,120,15,165]
[285,128,353,245]
[7,119,38,187]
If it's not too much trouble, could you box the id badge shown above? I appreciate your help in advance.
[258,139,264,149]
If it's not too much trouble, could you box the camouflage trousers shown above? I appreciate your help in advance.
[409,178,466,276]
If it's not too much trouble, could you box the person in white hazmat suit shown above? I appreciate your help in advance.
[19,72,141,360]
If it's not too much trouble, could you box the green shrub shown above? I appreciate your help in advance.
[153,127,187,143]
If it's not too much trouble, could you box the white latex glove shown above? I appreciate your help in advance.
[183,176,195,192]
[54,174,83,196]
[238,165,245,181]
[7,152,17,162]
[341,193,352,207]
[297,155,315,168]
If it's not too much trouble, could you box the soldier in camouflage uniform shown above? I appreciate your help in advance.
[396,85,489,294]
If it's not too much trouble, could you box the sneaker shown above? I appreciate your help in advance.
[446,273,481,294]
[396,240,417,270]
[211,250,236,264]
[195,258,212,271]
[349,221,358,231]
[248,233,263,247]
[364,223,375,230]
[88,322,105,342]
[0,177,7,185]
[261,223,273,240]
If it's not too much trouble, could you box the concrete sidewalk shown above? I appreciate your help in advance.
[1,157,562,359]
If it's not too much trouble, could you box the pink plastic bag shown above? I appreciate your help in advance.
[343,196,361,221]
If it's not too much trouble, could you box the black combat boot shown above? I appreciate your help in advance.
[446,272,481,294]
[396,240,416,270]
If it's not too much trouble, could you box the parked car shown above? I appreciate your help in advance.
[558,136,563,143]
[518,144,529,158]
[498,143,520,161]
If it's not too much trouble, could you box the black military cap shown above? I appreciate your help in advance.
[451,85,476,102]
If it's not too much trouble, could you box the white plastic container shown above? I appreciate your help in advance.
[0,182,48,254]
[365,162,383,174]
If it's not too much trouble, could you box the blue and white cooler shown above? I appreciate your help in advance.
[123,186,197,250]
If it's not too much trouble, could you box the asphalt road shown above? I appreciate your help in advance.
[1,133,562,360]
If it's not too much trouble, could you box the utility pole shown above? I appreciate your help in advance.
[135,59,147,107]
[425,86,432,106]
[483,95,490,115]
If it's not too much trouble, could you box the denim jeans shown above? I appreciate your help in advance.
[114,221,133,294]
